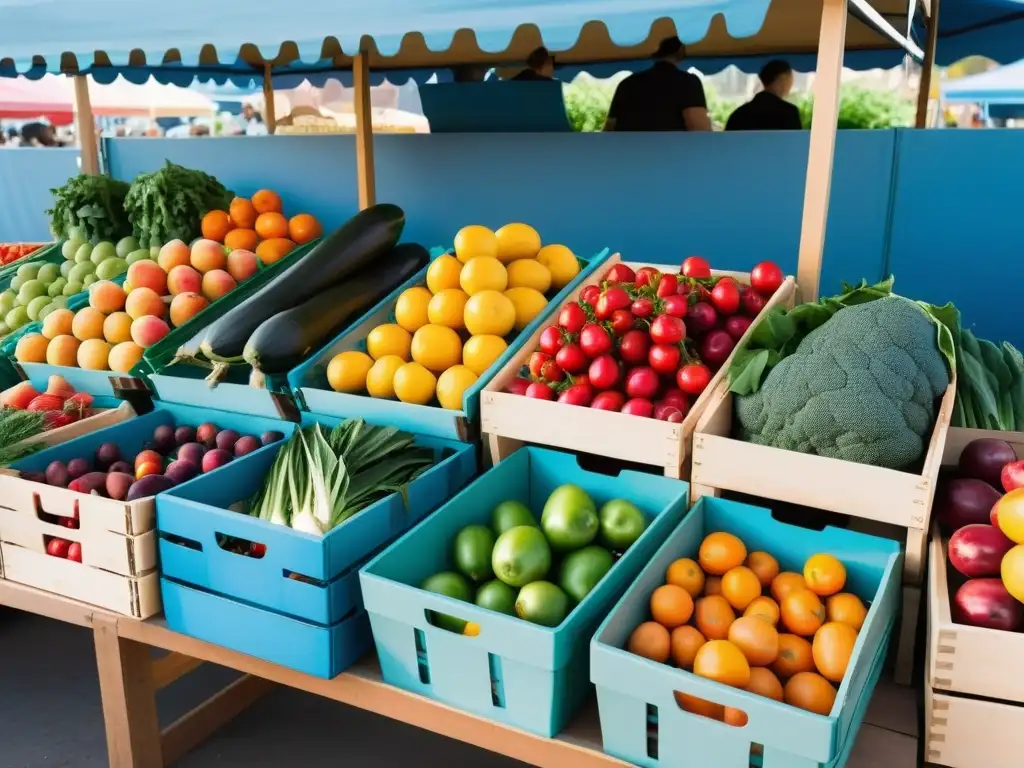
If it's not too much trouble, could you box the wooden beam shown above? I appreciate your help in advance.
[160,674,274,765]
[915,0,942,128]
[353,52,377,209]
[150,651,204,690]
[261,64,277,134]
[0,577,105,628]
[796,0,848,303]
[71,75,99,175]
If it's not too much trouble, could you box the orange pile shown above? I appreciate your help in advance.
[200,189,322,266]
[626,533,868,724]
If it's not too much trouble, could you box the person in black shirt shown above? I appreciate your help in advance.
[726,60,803,131]
[511,47,555,81]
[603,36,711,132]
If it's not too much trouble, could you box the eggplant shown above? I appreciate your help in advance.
[244,243,428,376]
[198,203,405,363]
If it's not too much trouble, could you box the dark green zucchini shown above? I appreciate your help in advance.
[244,243,429,375]
[198,203,405,363]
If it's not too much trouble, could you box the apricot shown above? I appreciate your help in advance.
[71,307,106,341]
[167,264,202,296]
[130,315,170,349]
[190,239,227,274]
[126,260,167,296]
[103,312,133,344]
[77,338,111,371]
[108,341,144,373]
[201,270,237,302]
[158,240,191,272]
[226,249,259,282]
[41,308,74,340]
[89,280,127,314]
[14,333,48,363]
[169,292,209,328]
[125,287,166,320]
[46,335,80,367]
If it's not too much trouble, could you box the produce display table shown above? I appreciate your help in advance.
[0,576,919,767]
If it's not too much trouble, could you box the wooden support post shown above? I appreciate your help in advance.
[72,75,99,175]
[915,0,942,129]
[261,63,277,134]
[796,0,848,303]
[92,615,162,768]
[353,52,377,209]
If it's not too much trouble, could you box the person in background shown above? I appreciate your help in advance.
[726,59,802,131]
[20,122,59,147]
[4,128,18,146]
[452,64,488,83]
[245,113,269,136]
[511,47,555,81]
[603,36,711,132]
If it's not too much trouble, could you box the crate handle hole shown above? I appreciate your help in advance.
[673,692,747,728]
[424,609,478,637]
[161,532,203,552]
[32,493,78,529]
[213,533,268,559]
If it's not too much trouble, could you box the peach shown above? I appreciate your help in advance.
[169,292,209,328]
[167,264,202,296]
[46,335,80,367]
[190,239,227,274]
[126,260,168,296]
[71,307,106,341]
[89,280,126,314]
[130,315,170,349]
[108,341,144,373]
[226,249,259,283]
[77,338,111,371]
[42,308,74,340]
[103,311,133,344]
[157,240,191,272]
[125,287,166,320]
[201,270,237,302]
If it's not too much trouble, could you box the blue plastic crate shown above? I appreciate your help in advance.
[289,248,611,442]
[146,366,296,420]
[590,497,902,768]
[359,446,690,737]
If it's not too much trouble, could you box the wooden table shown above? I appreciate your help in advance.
[0,578,920,767]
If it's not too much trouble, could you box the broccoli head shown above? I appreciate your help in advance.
[734,296,950,469]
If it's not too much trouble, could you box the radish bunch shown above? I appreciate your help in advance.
[506,257,783,420]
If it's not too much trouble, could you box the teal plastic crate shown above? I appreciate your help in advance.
[359,446,690,737]
[590,497,902,768]
[290,248,611,442]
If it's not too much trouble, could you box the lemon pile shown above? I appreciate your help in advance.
[325,223,580,410]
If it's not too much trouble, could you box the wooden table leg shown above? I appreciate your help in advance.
[92,615,163,768]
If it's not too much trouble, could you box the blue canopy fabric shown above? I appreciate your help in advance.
[941,58,1024,104]
[930,0,1024,66]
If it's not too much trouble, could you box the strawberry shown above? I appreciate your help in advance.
[27,394,65,412]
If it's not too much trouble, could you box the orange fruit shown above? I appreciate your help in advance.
[772,634,815,679]
[727,615,780,666]
[673,692,724,721]
[666,557,705,597]
[693,640,751,688]
[744,596,781,627]
[804,554,847,597]
[229,197,258,229]
[251,189,283,214]
[784,671,836,716]
[826,593,868,631]
[771,572,807,602]
[14,333,48,363]
[627,621,671,663]
[724,707,748,727]
[704,575,723,596]
[746,666,784,701]
[255,212,289,240]
[721,566,762,611]
[201,210,234,242]
[670,625,706,669]
[289,213,323,245]
[812,622,858,683]
[699,532,747,575]
[650,584,694,629]
[746,551,780,587]
[694,595,735,640]
[224,228,259,252]
[255,238,297,265]
[781,589,827,637]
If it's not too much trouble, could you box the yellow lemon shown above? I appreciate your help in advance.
[366,323,412,360]
[536,244,580,289]
[436,365,478,410]
[464,290,516,337]
[506,259,552,293]
[326,351,373,393]
[454,225,497,263]
[503,287,548,331]
[393,362,437,405]
[495,223,542,263]
[426,255,463,293]
[427,288,469,330]
[365,355,405,399]
[411,324,463,372]
[394,286,433,333]
[462,334,508,376]
[459,256,508,296]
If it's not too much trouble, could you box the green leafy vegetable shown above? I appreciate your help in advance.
[951,332,1024,433]
[47,175,132,243]
[123,161,233,248]
[0,408,49,465]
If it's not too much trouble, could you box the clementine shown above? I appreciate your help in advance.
[289,213,323,245]
[826,593,868,631]
[694,595,735,640]
[771,634,815,679]
[724,707,748,727]
[704,575,723,596]
[771,572,807,602]
[224,228,259,252]
[781,589,827,636]
[674,692,724,721]
[746,551,780,587]
[666,557,705,597]
[811,621,858,683]
[251,188,283,214]
[693,640,751,688]
[784,672,836,716]
[699,532,747,575]
[229,197,258,229]
[744,596,781,627]
[627,621,671,663]
[650,584,694,629]
[670,625,706,669]
[746,666,784,701]
[727,615,780,666]
[255,238,297,265]
[255,211,289,240]
[201,210,234,242]
[721,566,762,611]
[804,553,847,597]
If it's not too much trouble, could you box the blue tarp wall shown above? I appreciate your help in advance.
[0,128,1019,346]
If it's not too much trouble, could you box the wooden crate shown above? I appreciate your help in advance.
[10,400,136,452]
[0,471,159,618]
[925,685,1022,768]
[481,252,797,477]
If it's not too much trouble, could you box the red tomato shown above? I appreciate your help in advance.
[631,298,655,318]
[528,351,551,378]
[249,542,267,558]
[540,360,565,383]
[622,398,654,418]
[573,374,591,389]
[579,285,601,307]
[526,382,556,400]
[558,384,594,407]
[710,278,741,315]
[46,537,71,558]
[579,323,613,358]
[650,315,686,345]
[625,367,660,400]
[656,273,679,298]
[750,261,784,297]
[653,402,685,422]
[67,542,82,562]
[507,377,532,396]
[660,294,688,318]
[740,285,767,317]
[649,343,681,375]
[604,263,636,284]
[555,343,587,374]
[681,256,711,278]
[594,287,631,320]
[661,387,688,410]
[558,302,587,334]
[538,326,566,356]
[591,391,626,411]
[618,329,651,365]
[609,309,635,336]
[635,267,661,288]
[588,355,621,390]
[677,363,712,396]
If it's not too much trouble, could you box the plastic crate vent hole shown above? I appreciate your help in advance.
[415,628,430,684]
[646,703,658,760]
[488,653,506,708]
